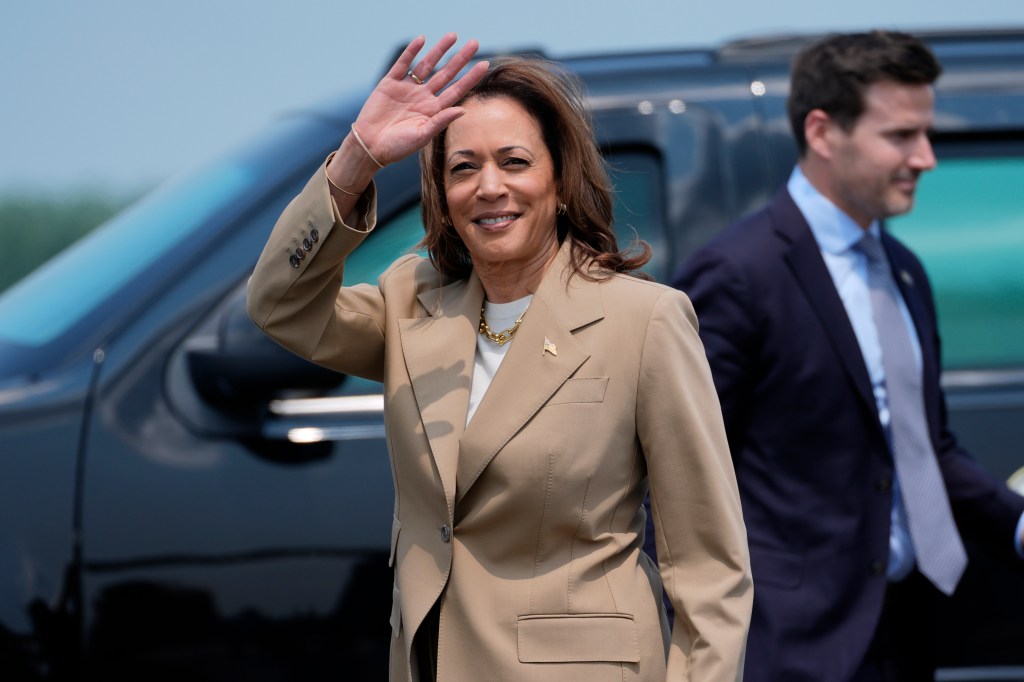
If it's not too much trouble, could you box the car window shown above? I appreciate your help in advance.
[607,151,667,279]
[0,161,256,347]
[0,115,345,357]
[888,150,1024,370]
[342,204,426,286]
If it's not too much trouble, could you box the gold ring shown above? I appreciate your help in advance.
[406,70,425,85]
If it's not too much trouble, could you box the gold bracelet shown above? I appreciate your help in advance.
[324,151,361,196]
[350,123,385,169]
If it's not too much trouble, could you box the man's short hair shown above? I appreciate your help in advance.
[787,30,942,155]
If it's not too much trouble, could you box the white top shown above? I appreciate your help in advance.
[466,295,533,425]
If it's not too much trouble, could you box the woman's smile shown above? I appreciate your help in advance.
[474,212,521,229]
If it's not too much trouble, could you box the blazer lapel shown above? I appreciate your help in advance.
[456,243,600,504]
[399,274,483,511]
[773,192,878,419]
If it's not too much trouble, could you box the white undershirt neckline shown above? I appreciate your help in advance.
[466,295,533,425]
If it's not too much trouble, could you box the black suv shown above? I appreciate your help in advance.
[1,29,1022,681]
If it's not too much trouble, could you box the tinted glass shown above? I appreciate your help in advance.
[607,151,666,279]
[889,153,1024,369]
[0,114,348,379]
[0,161,255,347]
[342,204,425,286]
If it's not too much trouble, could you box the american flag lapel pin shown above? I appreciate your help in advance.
[900,270,914,286]
[543,337,558,356]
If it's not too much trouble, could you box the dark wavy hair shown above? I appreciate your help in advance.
[418,55,651,282]
[788,30,941,156]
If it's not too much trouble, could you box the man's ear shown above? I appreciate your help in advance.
[804,109,835,160]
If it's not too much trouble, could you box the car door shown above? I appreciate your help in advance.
[77,117,426,680]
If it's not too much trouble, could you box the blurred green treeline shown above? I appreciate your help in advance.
[0,190,140,293]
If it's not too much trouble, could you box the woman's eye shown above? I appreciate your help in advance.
[449,162,473,173]
[504,157,529,167]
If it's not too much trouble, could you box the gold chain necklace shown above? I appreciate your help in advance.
[478,306,524,346]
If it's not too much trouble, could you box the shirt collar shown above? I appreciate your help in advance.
[787,166,880,254]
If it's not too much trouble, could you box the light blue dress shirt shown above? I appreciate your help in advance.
[787,167,1024,571]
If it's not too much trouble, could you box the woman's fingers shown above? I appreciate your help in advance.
[435,59,489,107]
[386,33,479,93]
[426,39,481,94]
[405,32,458,85]
[384,35,427,81]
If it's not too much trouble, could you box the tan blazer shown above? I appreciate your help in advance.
[247,164,752,682]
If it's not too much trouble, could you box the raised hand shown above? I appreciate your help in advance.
[350,33,489,167]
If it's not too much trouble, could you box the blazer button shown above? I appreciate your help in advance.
[439,525,452,543]
[293,247,306,260]
[310,228,320,242]
[289,254,300,268]
[870,560,885,576]
[302,237,312,251]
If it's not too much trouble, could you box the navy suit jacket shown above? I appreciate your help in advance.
[672,189,1024,681]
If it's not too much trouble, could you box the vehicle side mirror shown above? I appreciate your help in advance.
[185,296,344,409]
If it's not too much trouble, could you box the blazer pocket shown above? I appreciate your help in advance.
[517,613,639,663]
[749,542,803,590]
[545,377,610,406]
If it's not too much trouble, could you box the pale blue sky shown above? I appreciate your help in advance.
[4,0,1023,194]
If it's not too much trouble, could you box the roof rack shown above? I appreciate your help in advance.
[715,26,1024,63]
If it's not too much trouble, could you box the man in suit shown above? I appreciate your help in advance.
[673,30,1024,681]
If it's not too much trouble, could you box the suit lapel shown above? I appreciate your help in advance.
[399,274,483,512]
[773,192,878,418]
[457,243,600,504]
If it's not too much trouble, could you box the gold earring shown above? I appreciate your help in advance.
[557,202,567,215]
